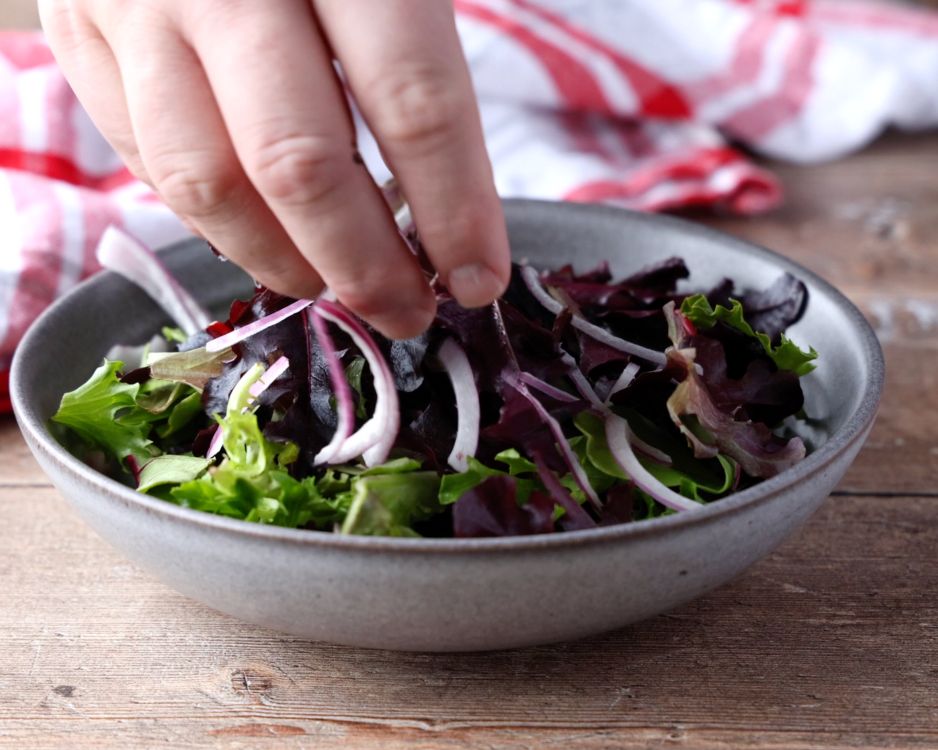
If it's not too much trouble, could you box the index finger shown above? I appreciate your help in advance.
[315,0,511,308]
[180,0,438,339]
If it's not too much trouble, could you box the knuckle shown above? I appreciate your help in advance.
[151,159,239,218]
[369,71,465,148]
[248,135,348,207]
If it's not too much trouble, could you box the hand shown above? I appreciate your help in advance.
[40,0,511,338]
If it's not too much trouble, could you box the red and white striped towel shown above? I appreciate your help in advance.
[3,0,938,410]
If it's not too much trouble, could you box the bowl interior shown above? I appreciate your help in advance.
[14,199,881,500]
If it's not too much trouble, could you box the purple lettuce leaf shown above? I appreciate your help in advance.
[663,305,806,478]
[740,272,808,342]
[452,475,555,537]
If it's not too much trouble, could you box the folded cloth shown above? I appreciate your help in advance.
[3,0,938,409]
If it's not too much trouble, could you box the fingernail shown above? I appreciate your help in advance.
[448,263,507,307]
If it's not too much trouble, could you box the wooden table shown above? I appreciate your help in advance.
[2,132,938,749]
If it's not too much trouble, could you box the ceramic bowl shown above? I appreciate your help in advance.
[11,200,883,651]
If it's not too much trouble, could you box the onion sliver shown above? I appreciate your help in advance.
[512,381,601,511]
[521,265,667,367]
[208,357,289,459]
[96,226,210,335]
[309,307,356,465]
[206,298,313,353]
[438,338,480,472]
[604,415,701,512]
[314,301,399,467]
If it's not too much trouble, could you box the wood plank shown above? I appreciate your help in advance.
[2,486,938,747]
[699,132,938,296]
[0,2,39,29]
[838,331,938,494]
[0,417,51,485]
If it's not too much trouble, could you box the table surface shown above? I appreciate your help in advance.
[5,7,938,749]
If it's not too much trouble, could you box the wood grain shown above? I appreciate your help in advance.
[0,1,39,29]
[2,486,938,749]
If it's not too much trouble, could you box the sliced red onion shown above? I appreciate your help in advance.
[561,354,672,466]
[511,380,602,511]
[314,300,399,467]
[96,226,211,335]
[309,307,356,466]
[438,338,480,472]
[205,298,313,352]
[207,357,290,459]
[604,415,700,512]
[206,422,225,459]
[520,265,667,367]
[518,372,579,403]
[608,362,641,400]
[248,355,290,399]
[562,356,605,409]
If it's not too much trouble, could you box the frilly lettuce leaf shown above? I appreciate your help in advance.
[680,294,817,376]
[339,471,442,537]
[574,411,736,502]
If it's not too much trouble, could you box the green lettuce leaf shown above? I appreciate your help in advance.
[574,411,735,502]
[52,360,156,463]
[147,346,232,390]
[339,471,443,537]
[138,454,211,494]
[680,294,817,376]
[170,469,345,528]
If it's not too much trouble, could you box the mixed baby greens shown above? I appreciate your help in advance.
[52,228,817,538]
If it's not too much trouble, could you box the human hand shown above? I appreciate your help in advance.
[40,0,510,338]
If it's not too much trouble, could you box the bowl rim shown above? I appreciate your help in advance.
[11,199,885,554]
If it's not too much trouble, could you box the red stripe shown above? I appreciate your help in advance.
[0,172,66,372]
[564,161,781,216]
[0,32,56,70]
[728,0,806,17]
[563,147,745,202]
[692,15,779,102]
[455,0,613,112]
[721,28,822,141]
[506,0,692,119]
[0,148,136,191]
[0,370,10,413]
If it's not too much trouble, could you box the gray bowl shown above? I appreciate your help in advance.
[11,200,883,651]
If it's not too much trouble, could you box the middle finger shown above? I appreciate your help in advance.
[181,0,437,338]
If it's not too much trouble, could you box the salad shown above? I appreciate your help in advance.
[51,226,817,538]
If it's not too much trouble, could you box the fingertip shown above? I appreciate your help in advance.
[447,262,508,308]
